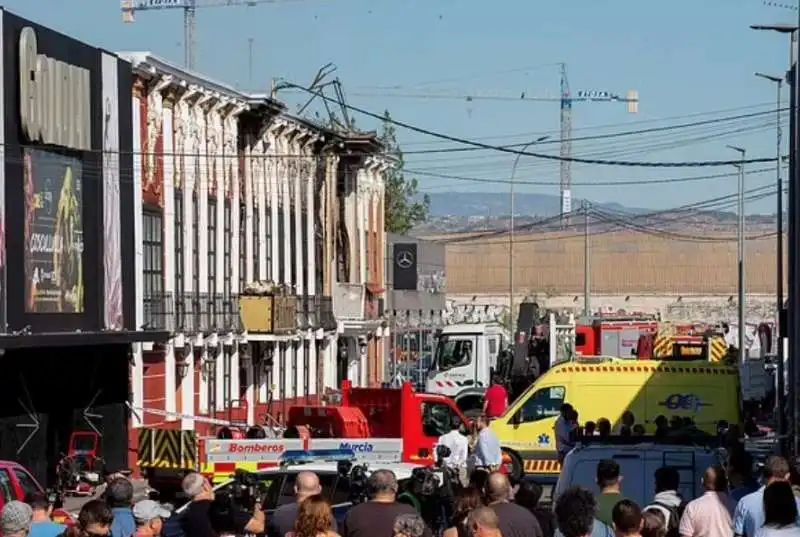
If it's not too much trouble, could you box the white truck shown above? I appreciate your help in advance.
[425,312,576,416]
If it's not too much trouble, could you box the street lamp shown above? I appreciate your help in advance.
[509,135,550,322]
[755,70,786,441]
[751,22,797,451]
[727,144,747,363]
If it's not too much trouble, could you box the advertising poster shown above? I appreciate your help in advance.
[102,52,123,329]
[23,148,85,313]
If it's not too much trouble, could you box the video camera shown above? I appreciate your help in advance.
[335,460,370,504]
[209,470,267,534]
[399,446,459,532]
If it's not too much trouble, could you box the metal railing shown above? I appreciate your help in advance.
[143,291,175,331]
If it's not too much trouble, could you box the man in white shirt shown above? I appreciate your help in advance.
[437,417,469,485]
[472,415,503,471]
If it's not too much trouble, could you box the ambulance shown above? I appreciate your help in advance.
[490,356,743,481]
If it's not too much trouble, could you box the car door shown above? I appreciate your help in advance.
[12,467,41,499]
[509,385,567,454]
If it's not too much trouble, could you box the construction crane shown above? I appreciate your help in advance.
[121,0,288,70]
[559,63,638,227]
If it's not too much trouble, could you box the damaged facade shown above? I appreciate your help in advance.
[122,52,391,446]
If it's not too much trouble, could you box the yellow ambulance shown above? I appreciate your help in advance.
[490,357,741,481]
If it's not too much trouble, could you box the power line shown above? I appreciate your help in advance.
[283,82,779,168]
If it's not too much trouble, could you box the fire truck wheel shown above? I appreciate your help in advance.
[502,448,523,481]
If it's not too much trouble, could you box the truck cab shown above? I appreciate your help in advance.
[426,323,508,414]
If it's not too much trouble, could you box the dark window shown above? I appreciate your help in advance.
[223,201,232,298]
[277,205,285,283]
[290,202,297,286]
[265,203,272,281]
[143,209,164,318]
[175,193,185,326]
[301,205,309,294]
[519,386,566,423]
[253,209,260,281]
[209,198,218,327]
[239,203,246,291]
[0,470,13,503]
[303,340,310,398]
[192,193,199,296]
[13,469,39,498]
[421,402,462,438]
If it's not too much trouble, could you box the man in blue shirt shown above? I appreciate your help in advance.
[107,477,136,537]
[473,415,503,471]
[733,455,800,537]
[26,492,65,537]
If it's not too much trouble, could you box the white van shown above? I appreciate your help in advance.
[553,442,726,508]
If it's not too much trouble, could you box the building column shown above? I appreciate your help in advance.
[244,138,254,285]
[131,88,144,429]
[258,143,268,280]
[163,101,177,417]
[281,139,292,287]
[180,346,196,430]
[198,347,209,413]
[308,337,317,398]
[131,345,144,428]
[229,115,241,293]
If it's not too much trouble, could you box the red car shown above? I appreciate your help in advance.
[0,461,73,525]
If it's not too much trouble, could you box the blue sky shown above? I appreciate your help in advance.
[7,0,797,211]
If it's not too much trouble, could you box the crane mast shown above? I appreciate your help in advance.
[558,63,638,227]
[121,0,275,70]
[560,63,573,228]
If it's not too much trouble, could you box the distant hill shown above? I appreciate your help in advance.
[426,191,646,218]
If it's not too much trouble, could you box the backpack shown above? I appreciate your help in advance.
[648,501,687,537]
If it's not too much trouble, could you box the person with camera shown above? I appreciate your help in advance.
[436,418,469,487]
[181,472,265,537]
[268,472,338,537]
[344,470,431,537]
[25,491,65,537]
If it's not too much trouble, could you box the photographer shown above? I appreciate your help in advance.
[268,472,338,537]
[344,470,431,537]
[181,472,265,537]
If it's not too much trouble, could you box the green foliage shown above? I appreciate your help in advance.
[378,110,430,234]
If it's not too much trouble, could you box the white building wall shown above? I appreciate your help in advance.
[162,103,177,419]
[131,92,144,428]
[244,137,254,285]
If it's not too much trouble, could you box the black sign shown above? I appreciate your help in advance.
[658,393,710,412]
[23,148,85,313]
[393,243,418,291]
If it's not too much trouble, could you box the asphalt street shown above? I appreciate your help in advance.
[63,479,151,516]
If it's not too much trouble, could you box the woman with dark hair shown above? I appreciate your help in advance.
[758,481,800,537]
[443,487,484,537]
[287,495,339,537]
[60,500,114,537]
[641,510,666,537]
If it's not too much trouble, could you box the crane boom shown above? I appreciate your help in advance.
[121,0,286,69]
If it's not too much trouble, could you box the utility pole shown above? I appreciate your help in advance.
[756,71,786,443]
[728,144,747,362]
[508,135,549,323]
[583,201,591,315]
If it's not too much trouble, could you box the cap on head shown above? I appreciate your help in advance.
[1,501,33,535]
[133,500,171,524]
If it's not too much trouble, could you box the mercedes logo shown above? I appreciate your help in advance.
[396,250,414,269]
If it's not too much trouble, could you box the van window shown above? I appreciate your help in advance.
[520,386,566,423]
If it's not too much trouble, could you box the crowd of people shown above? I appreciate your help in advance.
[2,436,799,537]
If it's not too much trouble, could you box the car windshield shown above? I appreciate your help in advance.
[433,334,476,371]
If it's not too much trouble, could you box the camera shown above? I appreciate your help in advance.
[337,461,370,504]
[400,446,460,533]
[209,470,267,534]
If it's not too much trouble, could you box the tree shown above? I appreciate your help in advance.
[378,110,430,234]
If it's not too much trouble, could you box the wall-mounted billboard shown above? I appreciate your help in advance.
[23,148,84,313]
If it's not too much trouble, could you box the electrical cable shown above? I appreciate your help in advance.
[283,82,779,167]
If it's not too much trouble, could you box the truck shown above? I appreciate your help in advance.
[426,303,661,415]
[137,381,471,494]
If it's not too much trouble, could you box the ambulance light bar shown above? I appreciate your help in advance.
[279,448,357,466]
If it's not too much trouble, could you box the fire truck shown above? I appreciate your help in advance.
[137,381,471,494]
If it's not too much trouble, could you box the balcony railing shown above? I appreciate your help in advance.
[314,296,337,331]
[143,291,175,331]
[222,295,243,332]
[333,283,365,321]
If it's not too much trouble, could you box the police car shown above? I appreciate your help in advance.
[175,449,424,521]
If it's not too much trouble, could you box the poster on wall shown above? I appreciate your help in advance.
[23,148,85,313]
